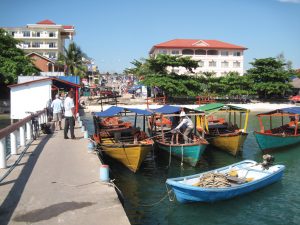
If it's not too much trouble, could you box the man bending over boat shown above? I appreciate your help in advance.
[173,111,194,144]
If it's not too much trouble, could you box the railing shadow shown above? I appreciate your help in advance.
[0,133,53,225]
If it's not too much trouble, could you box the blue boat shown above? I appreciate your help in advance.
[166,160,285,203]
[149,105,208,167]
[254,107,300,151]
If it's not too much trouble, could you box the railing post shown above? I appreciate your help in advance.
[0,138,7,169]
[26,121,32,140]
[20,125,26,146]
[10,131,18,155]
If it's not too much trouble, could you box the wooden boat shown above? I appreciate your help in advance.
[254,107,300,151]
[166,159,285,203]
[196,103,250,156]
[93,106,154,172]
[150,105,209,167]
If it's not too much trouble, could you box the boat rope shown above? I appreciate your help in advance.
[181,145,184,168]
[168,145,172,168]
[165,183,175,202]
[121,143,134,171]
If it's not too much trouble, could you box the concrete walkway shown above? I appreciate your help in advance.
[0,122,130,225]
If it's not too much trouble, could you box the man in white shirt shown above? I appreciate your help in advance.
[51,94,63,130]
[174,111,194,143]
[64,92,76,139]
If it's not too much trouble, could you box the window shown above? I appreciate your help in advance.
[195,49,206,55]
[207,50,218,55]
[49,42,56,48]
[49,32,56,37]
[182,49,194,55]
[23,42,31,48]
[11,31,16,37]
[209,60,216,67]
[48,52,56,59]
[32,31,40,37]
[233,61,241,68]
[32,42,41,48]
[221,61,229,68]
[221,51,229,56]
[233,51,241,56]
[171,50,180,55]
[158,49,167,54]
[198,60,204,67]
[22,31,30,37]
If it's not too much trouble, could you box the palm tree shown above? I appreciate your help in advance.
[58,42,86,76]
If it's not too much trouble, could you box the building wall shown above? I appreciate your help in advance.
[152,48,245,77]
[10,80,52,119]
[29,54,51,72]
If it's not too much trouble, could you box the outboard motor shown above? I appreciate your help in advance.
[261,154,275,169]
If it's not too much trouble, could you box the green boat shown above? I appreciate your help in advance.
[149,105,208,167]
[254,107,300,151]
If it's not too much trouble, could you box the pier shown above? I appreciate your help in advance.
[0,115,130,225]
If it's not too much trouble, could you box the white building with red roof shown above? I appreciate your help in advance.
[2,19,75,61]
[149,39,247,77]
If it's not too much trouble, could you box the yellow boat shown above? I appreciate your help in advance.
[100,136,153,173]
[196,103,250,156]
[92,106,154,172]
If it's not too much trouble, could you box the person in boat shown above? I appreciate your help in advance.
[173,111,194,144]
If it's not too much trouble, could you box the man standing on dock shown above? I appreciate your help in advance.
[51,94,63,131]
[64,92,76,139]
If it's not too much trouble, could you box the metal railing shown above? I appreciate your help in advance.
[0,109,47,169]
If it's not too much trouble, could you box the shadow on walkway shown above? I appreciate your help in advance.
[0,134,53,225]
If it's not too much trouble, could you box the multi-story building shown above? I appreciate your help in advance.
[2,19,75,61]
[149,39,247,77]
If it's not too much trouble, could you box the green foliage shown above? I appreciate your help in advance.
[58,42,86,77]
[0,28,38,84]
[246,57,292,98]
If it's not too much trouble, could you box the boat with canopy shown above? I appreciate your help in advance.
[92,106,154,173]
[195,103,250,156]
[254,107,300,151]
[149,105,209,167]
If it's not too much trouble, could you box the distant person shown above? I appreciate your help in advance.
[173,111,194,144]
[51,94,63,130]
[64,92,76,139]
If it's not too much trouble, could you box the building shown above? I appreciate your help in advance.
[2,19,75,61]
[149,39,247,77]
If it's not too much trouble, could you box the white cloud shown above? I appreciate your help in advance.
[278,0,300,3]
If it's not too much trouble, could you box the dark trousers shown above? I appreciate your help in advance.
[64,116,75,138]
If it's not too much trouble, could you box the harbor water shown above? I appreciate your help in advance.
[84,112,300,225]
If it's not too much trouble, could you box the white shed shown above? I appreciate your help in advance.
[9,77,80,120]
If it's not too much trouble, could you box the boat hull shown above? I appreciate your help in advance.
[209,132,248,156]
[101,139,152,172]
[254,131,300,151]
[156,141,207,166]
[166,160,285,203]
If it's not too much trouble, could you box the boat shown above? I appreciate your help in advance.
[166,157,285,203]
[92,106,154,172]
[195,103,250,156]
[254,107,300,151]
[149,105,209,167]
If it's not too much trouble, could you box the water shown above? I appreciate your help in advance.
[84,112,300,225]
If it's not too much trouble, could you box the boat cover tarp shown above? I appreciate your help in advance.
[151,105,182,114]
[94,106,153,117]
[196,103,247,114]
[257,107,300,116]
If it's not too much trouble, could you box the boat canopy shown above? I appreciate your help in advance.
[93,106,153,117]
[257,107,300,116]
[196,103,248,114]
[151,105,182,114]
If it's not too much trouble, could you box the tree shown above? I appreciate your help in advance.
[246,57,292,98]
[0,28,38,84]
[126,55,204,96]
[58,42,86,77]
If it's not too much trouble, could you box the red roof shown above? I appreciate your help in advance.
[36,20,56,25]
[63,25,74,29]
[8,77,80,88]
[151,39,247,52]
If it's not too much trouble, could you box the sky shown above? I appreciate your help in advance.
[0,0,299,73]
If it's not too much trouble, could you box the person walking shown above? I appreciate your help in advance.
[64,92,76,139]
[173,111,194,144]
[51,94,63,130]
